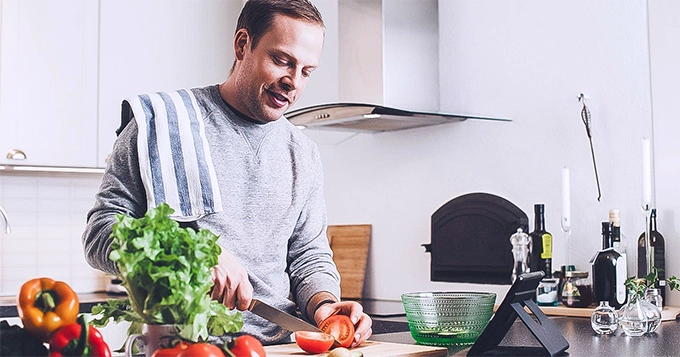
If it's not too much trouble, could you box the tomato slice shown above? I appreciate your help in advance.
[319,315,355,348]
[295,331,335,354]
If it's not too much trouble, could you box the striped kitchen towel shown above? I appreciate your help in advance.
[122,89,222,221]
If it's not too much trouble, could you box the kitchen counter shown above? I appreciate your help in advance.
[0,292,123,318]
[372,315,680,356]
[1,295,406,319]
[11,294,680,356]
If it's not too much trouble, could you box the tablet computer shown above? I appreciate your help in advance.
[467,271,569,356]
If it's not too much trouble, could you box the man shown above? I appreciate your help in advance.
[82,0,372,346]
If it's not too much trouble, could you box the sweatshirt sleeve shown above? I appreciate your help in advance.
[287,145,341,320]
[81,120,148,274]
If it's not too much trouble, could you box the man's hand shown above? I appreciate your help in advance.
[210,249,254,311]
[314,301,373,348]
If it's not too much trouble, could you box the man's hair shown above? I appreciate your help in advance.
[236,0,325,49]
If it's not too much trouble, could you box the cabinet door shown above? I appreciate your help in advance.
[0,0,98,167]
[97,0,239,167]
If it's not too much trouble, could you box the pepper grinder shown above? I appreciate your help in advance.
[510,225,530,283]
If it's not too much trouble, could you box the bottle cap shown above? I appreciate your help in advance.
[534,204,545,213]
[609,209,621,226]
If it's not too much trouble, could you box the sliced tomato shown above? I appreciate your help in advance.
[295,331,335,354]
[319,315,355,348]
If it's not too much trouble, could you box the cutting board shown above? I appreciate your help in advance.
[264,341,447,357]
[327,224,371,299]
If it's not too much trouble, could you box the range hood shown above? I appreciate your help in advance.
[286,0,509,133]
[286,103,508,133]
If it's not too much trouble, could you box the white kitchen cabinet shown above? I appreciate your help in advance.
[96,0,240,167]
[0,0,99,167]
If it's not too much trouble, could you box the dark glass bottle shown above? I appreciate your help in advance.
[637,209,666,301]
[592,222,627,308]
[609,209,629,276]
[529,204,553,278]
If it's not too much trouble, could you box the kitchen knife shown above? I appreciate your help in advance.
[248,298,324,333]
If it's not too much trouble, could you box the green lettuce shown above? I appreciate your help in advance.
[91,203,243,341]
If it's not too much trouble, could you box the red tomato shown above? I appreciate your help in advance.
[151,341,191,357]
[319,315,355,348]
[294,331,335,354]
[176,343,224,357]
[228,335,266,357]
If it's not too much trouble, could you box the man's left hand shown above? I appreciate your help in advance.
[314,301,373,348]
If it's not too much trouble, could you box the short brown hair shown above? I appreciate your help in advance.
[236,0,325,49]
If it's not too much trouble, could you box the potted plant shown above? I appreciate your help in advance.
[91,203,243,352]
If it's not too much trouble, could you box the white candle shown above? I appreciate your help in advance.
[561,167,571,231]
[642,138,652,210]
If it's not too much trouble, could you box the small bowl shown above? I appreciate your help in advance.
[401,291,496,346]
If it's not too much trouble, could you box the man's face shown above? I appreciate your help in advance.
[231,15,324,123]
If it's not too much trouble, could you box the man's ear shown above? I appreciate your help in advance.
[234,29,249,61]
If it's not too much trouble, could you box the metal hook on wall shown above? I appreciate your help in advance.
[579,93,602,202]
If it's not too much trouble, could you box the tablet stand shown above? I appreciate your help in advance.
[467,272,569,356]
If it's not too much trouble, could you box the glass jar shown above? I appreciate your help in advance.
[591,301,618,334]
[536,278,559,306]
[561,271,593,308]
[644,288,663,311]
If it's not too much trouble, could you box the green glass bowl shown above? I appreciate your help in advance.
[401,292,496,346]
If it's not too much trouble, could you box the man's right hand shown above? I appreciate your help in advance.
[210,249,254,311]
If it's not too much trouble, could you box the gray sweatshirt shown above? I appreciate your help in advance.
[82,84,341,344]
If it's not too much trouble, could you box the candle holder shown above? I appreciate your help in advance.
[561,219,571,266]
[643,206,652,276]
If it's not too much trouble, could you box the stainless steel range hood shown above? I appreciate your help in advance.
[286,0,509,133]
[286,103,508,133]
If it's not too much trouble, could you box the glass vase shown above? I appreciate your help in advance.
[618,294,651,337]
[591,301,618,334]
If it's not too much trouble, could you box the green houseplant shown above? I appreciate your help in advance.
[624,267,680,302]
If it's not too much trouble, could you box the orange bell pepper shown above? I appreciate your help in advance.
[17,277,79,341]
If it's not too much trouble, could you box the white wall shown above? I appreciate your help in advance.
[306,0,664,303]
[649,0,680,306]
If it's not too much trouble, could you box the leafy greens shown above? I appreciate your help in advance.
[91,203,243,341]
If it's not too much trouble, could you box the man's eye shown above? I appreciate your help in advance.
[273,57,287,66]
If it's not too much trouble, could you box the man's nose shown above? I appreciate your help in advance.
[281,70,302,92]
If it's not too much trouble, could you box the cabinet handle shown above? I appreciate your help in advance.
[6,149,27,160]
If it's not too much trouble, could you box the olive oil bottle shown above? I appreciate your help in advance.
[529,204,553,278]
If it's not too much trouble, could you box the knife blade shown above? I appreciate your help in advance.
[248,298,324,333]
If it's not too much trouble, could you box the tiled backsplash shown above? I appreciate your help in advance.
[0,173,109,296]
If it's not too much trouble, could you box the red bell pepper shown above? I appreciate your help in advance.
[48,315,112,357]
